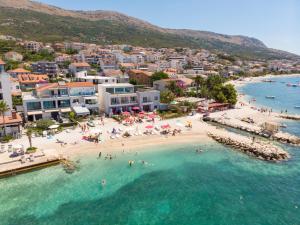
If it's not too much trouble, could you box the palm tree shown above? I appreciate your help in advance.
[26,128,33,148]
[0,101,9,136]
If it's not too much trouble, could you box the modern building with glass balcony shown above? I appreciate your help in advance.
[98,83,160,116]
[22,81,98,121]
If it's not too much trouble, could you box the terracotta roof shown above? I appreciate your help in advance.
[66,82,94,88]
[70,62,90,67]
[129,69,152,76]
[0,59,5,65]
[8,68,30,73]
[120,63,135,67]
[18,74,49,84]
[103,69,122,77]
[36,82,93,92]
[0,113,22,125]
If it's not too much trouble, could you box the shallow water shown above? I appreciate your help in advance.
[1,76,300,225]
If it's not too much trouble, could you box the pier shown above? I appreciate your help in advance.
[0,156,62,178]
[208,130,289,161]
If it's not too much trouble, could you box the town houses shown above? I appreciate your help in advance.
[0,35,298,139]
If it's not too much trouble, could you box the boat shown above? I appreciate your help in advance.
[262,79,276,83]
[295,106,300,109]
[265,96,276,99]
[287,83,298,87]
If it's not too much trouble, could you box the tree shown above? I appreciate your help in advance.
[0,101,9,136]
[222,84,238,105]
[167,81,184,97]
[26,128,33,148]
[160,90,175,104]
[194,75,205,97]
[206,75,224,90]
[151,71,168,82]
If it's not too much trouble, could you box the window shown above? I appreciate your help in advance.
[111,98,118,105]
[125,87,133,93]
[85,99,97,105]
[58,100,70,108]
[106,88,114,94]
[121,97,128,104]
[154,96,159,101]
[43,101,56,109]
[143,97,148,103]
[27,102,42,110]
[0,93,3,100]
[0,82,2,89]
[115,88,124,93]
[130,96,136,103]
[105,80,108,83]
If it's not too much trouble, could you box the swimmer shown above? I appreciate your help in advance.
[101,179,106,186]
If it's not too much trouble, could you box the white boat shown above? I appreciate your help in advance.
[294,106,300,109]
[265,96,276,99]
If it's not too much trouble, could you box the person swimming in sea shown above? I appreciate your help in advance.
[101,179,106,186]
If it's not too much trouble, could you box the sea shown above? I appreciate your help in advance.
[1,75,300,225]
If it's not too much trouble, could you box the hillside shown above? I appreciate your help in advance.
[0,0,298,60]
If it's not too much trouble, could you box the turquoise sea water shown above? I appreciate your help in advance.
[239,76,300,115]
[0,76,300,225]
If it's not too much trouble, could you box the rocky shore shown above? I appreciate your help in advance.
[278,114,300,121]
[208,131,289,162]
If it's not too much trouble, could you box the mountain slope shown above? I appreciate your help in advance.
[0,0,298,60]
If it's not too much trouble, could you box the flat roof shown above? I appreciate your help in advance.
[98,83,134,88]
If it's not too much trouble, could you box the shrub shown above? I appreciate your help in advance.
[0,135,14,143]
[26,147,37,153]
[36,119,55,130]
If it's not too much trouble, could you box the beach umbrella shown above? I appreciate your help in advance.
[145,125,154,129]
[49,124,59,129]
[132,106,140,111]
[161,124,171,129]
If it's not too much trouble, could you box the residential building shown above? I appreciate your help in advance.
[7,68,31,78]
[128,69,152,86]
[24,41,42,52]
[102,69,129,83]
[0,60,22,137]
[4,51,23,62]
[75,71,117,85]
[98,83,160,115]
[31,61,59,77]
[69,62,91,75]
[22,82,98,121]
[17,74,49,91]
[0,59,13,111]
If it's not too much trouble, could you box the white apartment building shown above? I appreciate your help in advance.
[23,82,98,121]
[0,60,13,113]
[98,83,160,116]
[75,71,117,85]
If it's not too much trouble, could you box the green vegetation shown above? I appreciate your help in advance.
[12,96,23,107]
[0,7,296,60]
[160,90,175,104]
[167,81,184,97]
[35,119,55,130]
[151,71,169,82]
[4,60,20,70]
[23,49,55,62]
[26,146,37,153]
[0,135,13,143]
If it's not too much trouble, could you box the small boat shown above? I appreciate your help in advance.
[262,79,276,83]
[287,83,298,87]
[294,106,300,109]
[265,96,276,99]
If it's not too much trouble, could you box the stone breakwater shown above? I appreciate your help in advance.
[205,117,300,146]
[207,131,289,162]
[278,114,300,121]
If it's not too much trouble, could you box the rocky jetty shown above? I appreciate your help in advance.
[278,114,300,121]
[205,117,300,146]
[208,131,289,162]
